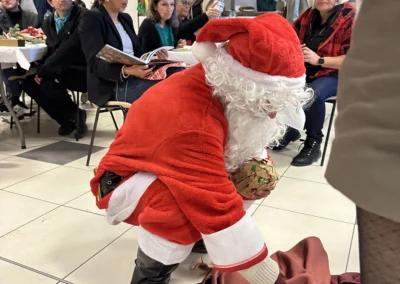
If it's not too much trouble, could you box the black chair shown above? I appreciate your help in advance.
[86,101,131,166]
[321,97,337,166]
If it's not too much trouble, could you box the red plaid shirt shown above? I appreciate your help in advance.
[293,3,356,79]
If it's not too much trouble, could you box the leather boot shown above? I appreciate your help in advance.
[272,127,301,150]
[291,138,321,167]
[131,247,180,284]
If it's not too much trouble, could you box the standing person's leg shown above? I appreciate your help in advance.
[291,75,338,166]
[116,77,161,103]
[357,207,400,284]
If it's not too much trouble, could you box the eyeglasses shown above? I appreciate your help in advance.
[179,0,192,6]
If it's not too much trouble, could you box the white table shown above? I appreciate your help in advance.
[168,49,199,67]
[0,44,48,149]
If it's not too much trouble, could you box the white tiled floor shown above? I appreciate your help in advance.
[0,102,359,283]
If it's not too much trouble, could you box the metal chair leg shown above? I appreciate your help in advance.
[320,102,336,166]
[75,92,80,141]
[86,107,101,166]
[36,105,40,134]
[109,110,119,131]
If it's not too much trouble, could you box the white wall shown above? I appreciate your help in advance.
[129,0,139,32]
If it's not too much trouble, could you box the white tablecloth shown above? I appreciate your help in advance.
[0,44,48,70]
[168,50,199,67]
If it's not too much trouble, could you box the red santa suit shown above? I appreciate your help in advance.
[91,13,307,283]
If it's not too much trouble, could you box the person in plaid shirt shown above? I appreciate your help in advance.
[273,0,355,167]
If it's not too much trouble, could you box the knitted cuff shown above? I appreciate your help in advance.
[238,257,279,284]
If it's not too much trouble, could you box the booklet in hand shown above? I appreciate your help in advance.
[96,45,179,66]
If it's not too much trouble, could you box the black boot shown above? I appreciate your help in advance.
[272,127,301,150]
[191,239,207,254]
[131,248,180,284]
[74,109,88,139]
[291,138,321,167]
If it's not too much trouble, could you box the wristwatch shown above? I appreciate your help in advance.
[317,57,325,66]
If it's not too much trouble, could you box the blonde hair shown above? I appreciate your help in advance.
[312,0,348,9]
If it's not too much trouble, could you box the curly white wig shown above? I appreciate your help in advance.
[202,44,314,172]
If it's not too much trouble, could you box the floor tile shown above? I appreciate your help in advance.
[4,166,93,204]
[0,156,58,189]
[347,226,360,272]
[64,148,109,171]
[0,153,10,160]
[247,203,259,215]
[0,135,58,156]
[0,191,58,237]
[65,191,104,215]
[0,206,130,278]
[0,259,58,284]
[252,206,354,275]
[72,126,119,148]
[284,161,329,184]
[66,228,210,284]
[17,140,105,165]
[262,177,356,223]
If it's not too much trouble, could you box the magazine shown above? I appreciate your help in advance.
[96,45,178,66]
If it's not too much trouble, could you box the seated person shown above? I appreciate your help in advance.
[273,0,355,167]
[23,0,88,138]
[189,0,213,20]
[138,0,186,52]
[79,0,175,106]
[176,0,220,43]
[0,0,40,117]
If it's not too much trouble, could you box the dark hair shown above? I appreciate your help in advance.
[91,0,102,9]
[148,0,179,28]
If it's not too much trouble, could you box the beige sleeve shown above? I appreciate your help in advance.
[326,0,400,222]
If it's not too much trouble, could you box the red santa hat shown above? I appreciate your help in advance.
[191,13,306,90]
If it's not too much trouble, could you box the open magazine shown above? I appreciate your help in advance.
[96,45,179,66]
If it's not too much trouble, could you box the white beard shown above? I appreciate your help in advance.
[223,104,286,173]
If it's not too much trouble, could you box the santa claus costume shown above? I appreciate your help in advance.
[91,13,312,284]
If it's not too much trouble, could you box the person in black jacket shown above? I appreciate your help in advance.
[79,0,173,106]
[176,0,219,43]
[138,0,186,53]
[188,0,212,20]
[22,1,88,138]
[0,0,41,117]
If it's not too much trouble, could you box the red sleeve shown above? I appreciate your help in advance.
[153,130,245,234]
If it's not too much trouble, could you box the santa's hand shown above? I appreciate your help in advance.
[238,257,280,284]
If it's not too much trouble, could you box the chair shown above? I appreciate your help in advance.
[320,97,337,167]
[86,101,131,166]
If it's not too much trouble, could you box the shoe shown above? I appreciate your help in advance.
[74,109,87,139]
[58,123,75,136]
[272,127,301,150]
[291,138,321,167]
[12,105,27,119]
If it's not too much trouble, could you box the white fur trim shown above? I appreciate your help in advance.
[138,226,195,265]
[201,211,266,268]
[243,200,255,211]
[106,172,157,225]
[191,41,217,63]
[213,47,306,91]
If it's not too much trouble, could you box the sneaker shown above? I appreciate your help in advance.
[12,105,27,119]
[272,127,301,150]
[291,138,322,167]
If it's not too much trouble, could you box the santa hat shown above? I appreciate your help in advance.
[192,13,306,90]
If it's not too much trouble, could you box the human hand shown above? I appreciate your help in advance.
[177,39,186,48]
[206,2,221,19]
[156,49,169,59]
[302,45,320,66]
[123,65,154,79]
[34,75,42,85]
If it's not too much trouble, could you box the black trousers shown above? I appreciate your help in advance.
[23,68,87,127]
[131,247,179,284]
